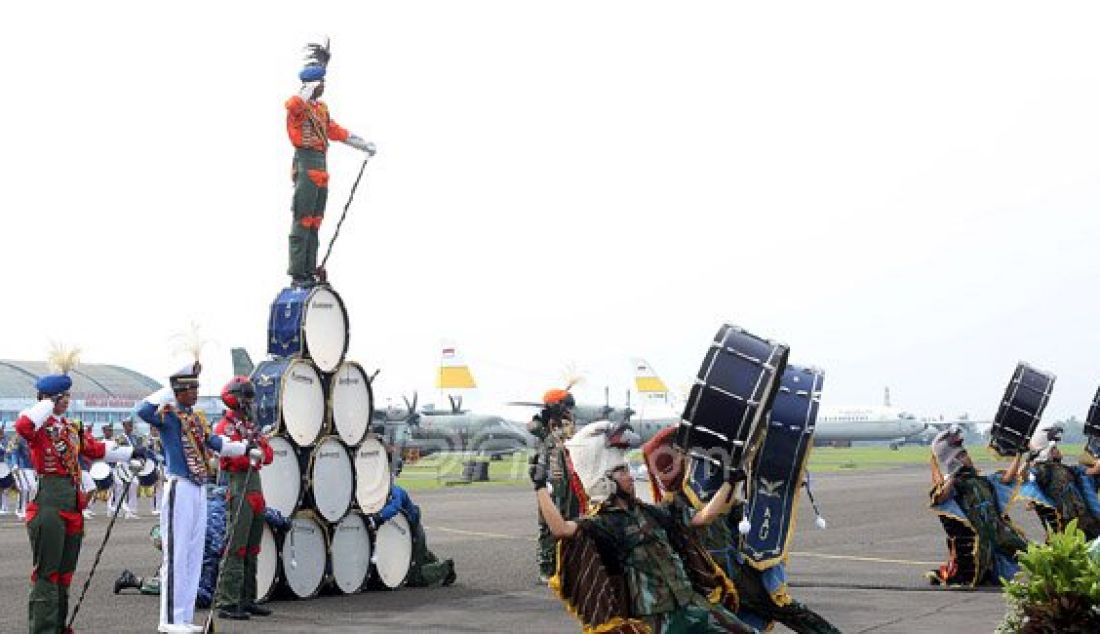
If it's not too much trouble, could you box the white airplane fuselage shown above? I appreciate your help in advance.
[814,406,927,442]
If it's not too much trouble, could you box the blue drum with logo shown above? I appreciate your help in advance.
[252,358,328,447]
[267,285,349,373]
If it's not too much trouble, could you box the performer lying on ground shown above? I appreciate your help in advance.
[534,421,756,633]
[926,427,1028,587]
[1016,423,1100,541]
[365,467,456,587]
[642,426,840,634]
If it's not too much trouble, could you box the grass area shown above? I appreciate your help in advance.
[396,452,530,490]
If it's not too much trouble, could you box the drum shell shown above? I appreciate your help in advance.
[676,323,789,471]
[278,510,331,599]
[302,436,355,523]
[255,522,281,603]
[329,511,372,594]
[259,436,304,517]
[990,363,1055,457]
[327,361,374,447]
[368,513,413,590]
[354,436,393,514]
[252,358,328,447]
[267,285,349,374]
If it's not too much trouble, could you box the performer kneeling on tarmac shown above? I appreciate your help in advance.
[1015,423,1100,541]
[365,461,456,587]
[16,350,148,634]
[212,376,273,620]
[642,426,839,633]
[926,427,1029,587]
[534,421,756,633]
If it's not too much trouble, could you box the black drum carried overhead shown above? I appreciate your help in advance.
[989,362,1056,457]
[675,323,789,473]
[1085,384,1100,459]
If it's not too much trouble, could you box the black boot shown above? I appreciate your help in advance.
[244,603,272,616]
[113,569,141,594]
[217,605,251,620]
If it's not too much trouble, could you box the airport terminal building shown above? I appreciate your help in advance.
[0,360,224,435]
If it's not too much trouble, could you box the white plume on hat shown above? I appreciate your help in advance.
[565,421,629,504]
[932,427,967,476]
[1029,423,1063,462]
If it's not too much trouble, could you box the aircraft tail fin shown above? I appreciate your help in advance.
[437,340,477,390]
[632,358,669,402]
[231,347,255,376]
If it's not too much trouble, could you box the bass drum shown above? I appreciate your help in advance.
[253,358,327,447]
[255,523,280,603]
[370,513,413,590]
[330,512,372,594]
[306,436,354,523]
[990,362,1056,457]
[259,436,303,517]
[267,285,349,373]
[89,461,113,491]
[280,510,330,599]
[328,361,373,447]
[355,436,392,513]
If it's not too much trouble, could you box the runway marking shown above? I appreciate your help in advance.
[427,525,532,541]
[790,551,939,566]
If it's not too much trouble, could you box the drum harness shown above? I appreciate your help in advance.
[319,154,372,273]
[67,455,148,631]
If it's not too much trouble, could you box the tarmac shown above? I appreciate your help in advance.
[0,464,1043,633]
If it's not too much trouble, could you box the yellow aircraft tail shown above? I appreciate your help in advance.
[632,358,669,402]
[437,341,477,390]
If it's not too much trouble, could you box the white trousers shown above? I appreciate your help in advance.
[159,477,207,627]
[110,476,137,513]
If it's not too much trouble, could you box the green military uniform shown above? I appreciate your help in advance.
[406,518,456,587]
[215,470,264,610]
[1026,462,1100,540]
[27,476,83,634]
[532,426,583,578]
[572,501,749,633]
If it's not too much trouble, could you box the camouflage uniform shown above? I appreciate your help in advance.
[580,502,750,633]
[1027,462,1100,540]
[532,425,582,578]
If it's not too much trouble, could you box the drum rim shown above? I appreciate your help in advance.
[354,435,392,513]
[300,285,349,373]
[330,512,372,593]
[256,522,280,603]
[260,435,304,516]
[306,435,355,522]
[373,513,413,589]
[327,360,374,447]
[280,510,331,599]
[275,358,329,447]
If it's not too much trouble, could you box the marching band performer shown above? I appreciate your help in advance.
[527,387,584,583]
[212,376,274,621]
[926,427,1028,587]
[285,36,376,287]
[642,427,840,633]
[115,418,143,519]
[0,422,13,515]
[1016,423,1100,541]
[137,362,252,634]
[103,423,136,519]
[16,349,147,634]
[10,431,37,520]
[534,421,754,633]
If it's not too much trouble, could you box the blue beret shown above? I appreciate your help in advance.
[299,65,326,82]
[36,374,72,396]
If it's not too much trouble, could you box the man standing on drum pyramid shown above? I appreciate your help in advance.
[211,376,273,621]
[286,36,376,288]
[527,387,584,583]
[137,361,254,634]
[15,345,148,634]
[926,427,1029,587]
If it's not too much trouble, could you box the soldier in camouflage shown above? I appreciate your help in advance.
[528,388,583,582]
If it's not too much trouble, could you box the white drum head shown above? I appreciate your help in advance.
[355,437,392,513]
[0,463,11,478]
[255,523,278,602]
[138,460,156,477]
[303,287,348,373]
[89,461,111,481]
[331,513,371,593]
[310,437,354,522]
[281,512,328,598]
[281,360,326,446]
[259,436,302,517]
[373,513,413,589]
[330,362,372,446]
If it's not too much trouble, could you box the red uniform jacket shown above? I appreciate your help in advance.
[15,413,107,510]
[285,96,350,152]
[213,411,273,473]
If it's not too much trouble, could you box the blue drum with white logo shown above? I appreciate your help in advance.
[267,285,349,373]
[252,358,328,447]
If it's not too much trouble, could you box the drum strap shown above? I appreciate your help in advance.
[179,411,211,485]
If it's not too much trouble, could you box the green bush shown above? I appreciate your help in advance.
[999,519,1100,633]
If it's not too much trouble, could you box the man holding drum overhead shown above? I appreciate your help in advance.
[1015,423,1100,541]
[212,376,274,621]
[137,362,254,634]
[926,427,1029,588]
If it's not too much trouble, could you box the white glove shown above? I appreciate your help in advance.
[345,134,376,156]
[219,440,247,458]
[249,447,264,464]
[145,387,175,407]
[103,441,135,463]
[26,399,56,429]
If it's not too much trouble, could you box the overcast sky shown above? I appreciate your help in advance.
[4,2,1099,421]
